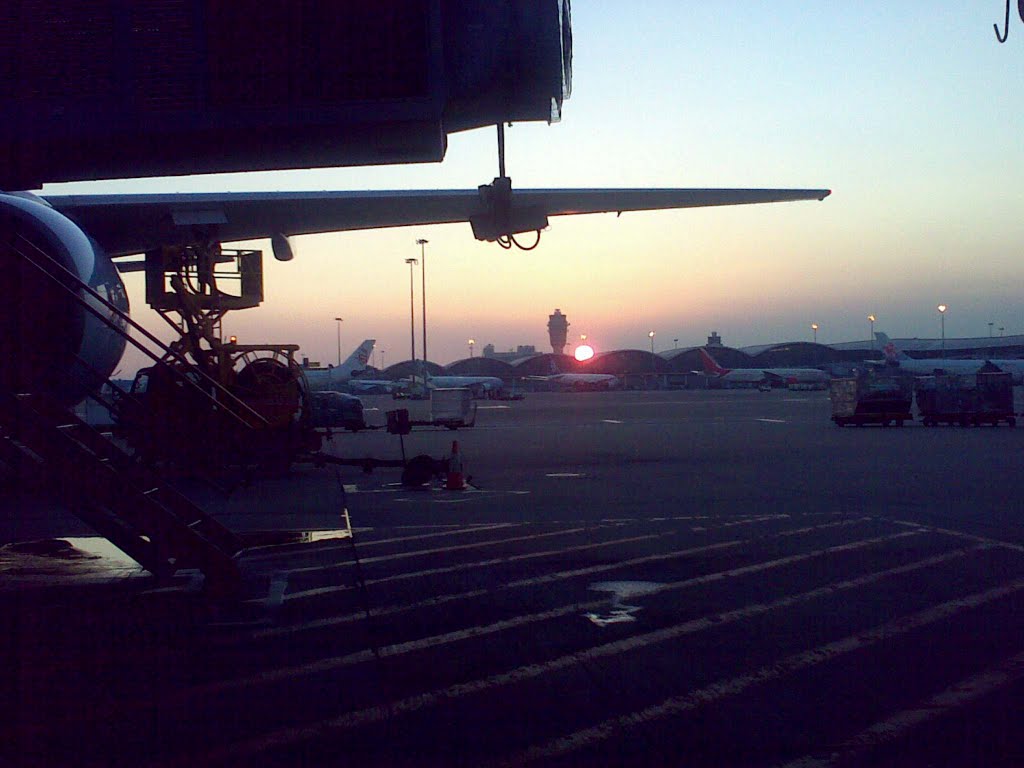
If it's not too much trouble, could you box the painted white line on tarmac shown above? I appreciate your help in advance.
[755,418,787,424]
[231,531,932,695]
[240,523,523,563]
[282,530,664,601]
[777,649,1024,768]
[505,566,1021,767]
[602,419,624,424]
[256,518,878,637]
[278,526,591,579]
[888,518,1024,553]
[201,542,985,764]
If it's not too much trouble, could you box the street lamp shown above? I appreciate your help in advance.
[334,317,343,366]
[380,349,386,369]
[405,258,418,371]
[649,331,657,387]
[868,315,875,349]
[989,321,994,338]
[937,304,947,354]
[811,323,819,343]
[416,238,429,372]
[1000,326,1005,337]
[674,338,679,349]
[468,339,475,358]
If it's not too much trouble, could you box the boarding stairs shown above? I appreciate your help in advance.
[0,229,261,591]
[0,389,243,588]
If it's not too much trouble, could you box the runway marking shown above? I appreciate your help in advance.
[262,518,872,630]
[601,419,624,424]
[545,472,586,478]
[505,565,1021,767]
[282,531,666,601]
[200,543,984,764]
[477,405,511,410]
[278,526,591,578]
[778,649,1024,768]
[755,418,787,424]
[216,529,931,700]
[888,518,1024,553]
[240,523,522,563]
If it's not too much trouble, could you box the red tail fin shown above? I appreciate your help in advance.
[698,348,729,376]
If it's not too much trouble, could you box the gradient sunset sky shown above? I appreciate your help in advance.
[43,2,1024,369]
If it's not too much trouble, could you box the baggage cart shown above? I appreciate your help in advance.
[916,372,1015,427]
[830,376,912,427]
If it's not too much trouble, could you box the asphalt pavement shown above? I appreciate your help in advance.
[5,389,1024,766]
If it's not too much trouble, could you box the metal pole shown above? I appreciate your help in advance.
[417,239,428,375]
[334,316,343,366]
[406,258,417,370]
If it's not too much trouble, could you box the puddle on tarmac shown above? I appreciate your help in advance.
[584,580,665,627]
[238,529,353,548]
[0,537,146,584]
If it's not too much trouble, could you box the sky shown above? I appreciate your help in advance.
[42,2,1024,370]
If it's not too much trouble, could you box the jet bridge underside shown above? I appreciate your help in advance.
[0,0,572,188]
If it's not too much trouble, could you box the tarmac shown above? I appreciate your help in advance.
[5,389,1024,766]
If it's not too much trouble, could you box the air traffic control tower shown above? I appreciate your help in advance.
[548,309,569,355]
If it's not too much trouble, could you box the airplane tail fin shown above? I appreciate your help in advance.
[698,347,729,376]
[875,332,907,363]
[341,339,375,372]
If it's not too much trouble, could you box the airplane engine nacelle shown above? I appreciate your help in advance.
[0,193,128,405]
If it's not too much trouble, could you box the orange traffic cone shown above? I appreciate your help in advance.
[446,440,465,490]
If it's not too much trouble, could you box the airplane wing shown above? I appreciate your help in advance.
[43,187,831,258]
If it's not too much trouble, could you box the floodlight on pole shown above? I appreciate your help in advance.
[334,317,343,366]
[811,323,819,343]
[468,339,475,357]
[868,315,875,349]
[937,304,947,354]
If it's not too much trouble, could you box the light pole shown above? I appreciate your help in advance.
[1000,326,1005,337]
[468,339,475,358]
[649,330,656,387]
[416,238,428,374]
[989,321,994,338]
[334,316,343,366]
[405,258,418,372]
[937,304,947,354]
[380,349,386,369]
[868,315,875,349]
[674,338,679,349]
[811,323,819,343]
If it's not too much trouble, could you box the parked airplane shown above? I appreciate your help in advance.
[873,333,1024,383]
[301,340,375,391]
[698,348,829,388]
[530,373,621,391]
[425,374,506,398]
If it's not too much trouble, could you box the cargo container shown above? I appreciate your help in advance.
[830,376,913,427]
[430,388,477,430]
[915,372,1015,427]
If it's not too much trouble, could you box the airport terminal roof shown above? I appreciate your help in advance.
[588,350,671,374]
[380,359,446,379]
[663,346,754,372]
[511,353,580,377]
[445,357,515,377]
[751,342,846,366]
[829,335,1024,356]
